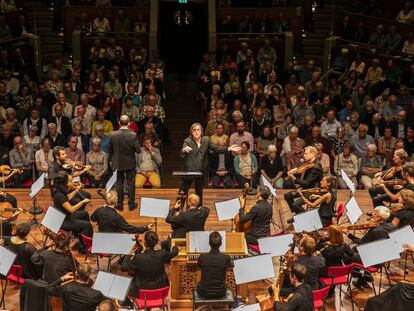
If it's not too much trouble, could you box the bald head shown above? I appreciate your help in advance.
[119,115,130,126]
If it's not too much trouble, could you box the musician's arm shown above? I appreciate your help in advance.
[274,292,303,311]
[379,183,400,201]
[0,169,18,183]
[239,206,256,223]
[299,192,330,209]
[295,169,322,188]
[166,208,182,224]
[114,213,150,234]
[67,190,78,201]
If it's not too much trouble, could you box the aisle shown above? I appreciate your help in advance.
[162,77,202,188]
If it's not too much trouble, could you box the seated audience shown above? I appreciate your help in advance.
[256,126,276,158]
[260,144,284,189]
[334,144,358,189]
[23,125,40,152]
[137,122,161,148]
[378,127,396,168]
[234,141,258,189]
[360,144,382,189]
[92,110,113,137]
[86,137,109,188]
[229,121,254,151]
[46,123,67,148]
[351,124,375,157]
[9,136,32,186]
[209,138,234,189]
[135,138,162,188]
[35,137,53,176]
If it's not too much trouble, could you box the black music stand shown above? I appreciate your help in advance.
[172,171,203,201]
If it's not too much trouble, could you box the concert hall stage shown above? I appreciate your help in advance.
[3,189,412,310]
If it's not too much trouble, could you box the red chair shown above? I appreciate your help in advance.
[352,262,391,295]
[21,179,33,187]
[80,234,113,271]
[143,180,153,188]
[336,203,345,225]
[7,264,24,285]
[134,287,169,311]
[247,231,286,254]
[312,286,330,310]
[320,264,356,311]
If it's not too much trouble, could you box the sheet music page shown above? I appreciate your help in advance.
[108,274,132,301]
[188,231,226,252]
[258,234,294,257]
[105,170,117,193]
[341,169,355,193]
[0,246,17,277]
[293,209,323,232]
[261,175,277,198]
[140,197,170,219]
[214,198,241,221]
[30,173,45,198]
[41,206,66,234]
[93,271,114,297]
[345,196,363,224]
[389,225,414,253]
[357,238,401,267]
[92,233,135,255]
[233,254,275,284]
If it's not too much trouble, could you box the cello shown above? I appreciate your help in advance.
[233,183,252,232]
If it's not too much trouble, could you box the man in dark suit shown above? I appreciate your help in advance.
[138,106,164,138]
[197,231,231,299]
[208,139,234,188]
[166,194,210,238]
[91,190,152,233]
[284,146,323,223]
[48,103,72,138]
[239,189,273,245]
[108,115,141,211]
[121,231,178,297]
[45,123,67,148]
[180,123,240,205]
[49,263,106,311]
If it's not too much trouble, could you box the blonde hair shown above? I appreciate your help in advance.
[373,206,390,220]
[105,190,118,206]
[188,194,200,207]
[305,146,317,157]
[267,144,277,153]
[328,225,344,245]
[400,189,414,210]
[395,149,408,161]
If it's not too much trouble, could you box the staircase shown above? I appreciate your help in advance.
[301,4,343,66]
[26,1,64,70]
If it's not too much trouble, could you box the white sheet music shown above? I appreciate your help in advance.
[41,206,66,234]
[0,246,17,277]
[258,234,294,257]
[293,209,323,232]
[214,198,241,221]
[357,238,401,267]
[345,196,362,224]
[93,271,132,301]
[389,225,414,253]
[92,233,135,255]
[233,303,260,311]
[261,175,277,198]
[140,197,170,219]
[233,254,275,284]
[105,170,117,193]
[30,173,45,198]
[188,231,226,253]
[341,169,355,193]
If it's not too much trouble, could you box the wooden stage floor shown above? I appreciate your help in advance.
[2,188,414,310]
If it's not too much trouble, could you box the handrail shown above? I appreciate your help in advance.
[339,11,414,29]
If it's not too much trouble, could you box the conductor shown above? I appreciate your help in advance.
[180,123,240,205]
[109,115,141,211]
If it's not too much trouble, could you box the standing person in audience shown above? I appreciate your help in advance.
[238,189,272,245]
[334,144,358,189]
[49,263,106,311]
[260,144,284,189]
[121,231,179,298]
[166,194,210,238]
[109,115,141,211]
[91,190,151,234]
[360,144,382,189]
[135,137,162,188]
[196,231,232,299]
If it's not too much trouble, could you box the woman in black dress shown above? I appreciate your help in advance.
[8,223,41,280]
[297,175,337,226]
[319,225,354,270]
[52,171,93,253]
[391,189,414,228]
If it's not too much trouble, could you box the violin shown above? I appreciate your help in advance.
[0,202,26,219]
[389,203,405,213]
[175,190,188,212]
[378,165,403,180]
[288,162,315,176]
[233,183,252,233]
[0,165,23,175]
[339,222,379,231]
[62,160,89,171]
[293,187,329,197]
[381,179,407,186]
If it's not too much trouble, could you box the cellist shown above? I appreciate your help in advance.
[284,146,323,224]
[238,188,272,245]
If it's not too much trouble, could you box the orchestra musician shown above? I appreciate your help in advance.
[196,231,232,299]
[180,123,240,206]
[91,190,153,234]
[165,193,210,238]
[296,175,337,227]
[0,168,19,209]
[31,231,78,283]
[7,223,41,280]
[48,145,92,205]
[343,206,395,288]
[51,171,92,253]
[121,231,179,298]
[238,188,272,245]
[284,146,323,223]
[389,189,414,229]
[368,149,408,207]
[272,262,314,311]
[49,263,106,311]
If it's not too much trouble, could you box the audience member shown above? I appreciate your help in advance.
[334,145,358,189]
[135,138,162,188]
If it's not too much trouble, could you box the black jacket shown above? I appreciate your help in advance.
[166,206,210,238]
[91,206,149,234]
[295,254,326,290]
[294,162,323,189]
[197,249,231,299]
[48,115,72,137]
[349,222,395,245]
[180,136,223,172]
[239,199,272,238]
[274,283,314,311]
[49,280,106,311]
[31,250,75,283]
[208,150,234,176]
[109,128,141,171]
[121,247,179,294]
[45,133,67,148]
